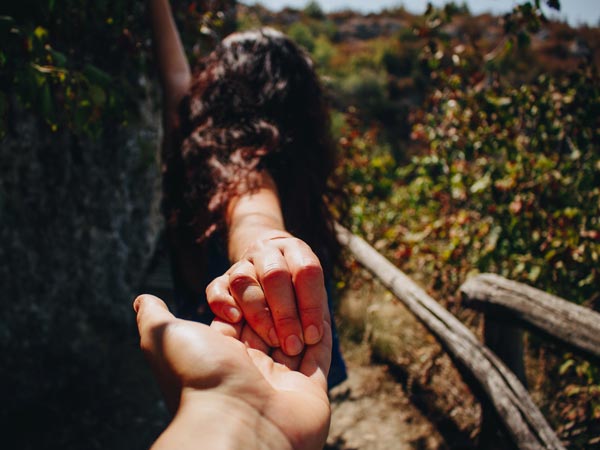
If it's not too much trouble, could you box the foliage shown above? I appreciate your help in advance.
[406,69,599,301]
[339,69,389,117]
[287,22,316,52]
[1,1,147,139]
[332,1,600,446]
[0,0,230,139]
[304,0,325,20]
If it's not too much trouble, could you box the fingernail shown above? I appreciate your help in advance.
[268,328,280,346]
[225,306,241,322]
[285,334,304,356]
[304,325,321,345]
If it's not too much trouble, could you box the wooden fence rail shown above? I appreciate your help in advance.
[460,273,600,362]
[335,224,565,450]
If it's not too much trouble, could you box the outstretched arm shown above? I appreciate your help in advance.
[206,171,328,357]
[148,0,191,131]
[134,294,331,450]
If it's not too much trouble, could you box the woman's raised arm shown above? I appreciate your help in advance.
[148,0,191,131]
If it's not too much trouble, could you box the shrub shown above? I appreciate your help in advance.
[287,22,315,52]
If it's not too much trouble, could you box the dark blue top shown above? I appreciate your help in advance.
[171,234,347,389]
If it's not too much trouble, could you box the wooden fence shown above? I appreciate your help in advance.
[335,224,600,450]
[460,273,600,449]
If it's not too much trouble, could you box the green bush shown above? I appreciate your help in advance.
[287,22,315,52]
[338,2,600,446]
[303,0,325,20]
[0,0,229,139]
[312,34,336,69]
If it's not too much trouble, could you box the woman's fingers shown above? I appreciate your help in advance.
[299,319,332,391]
[207,236,328,357]
[252,246,305,356]
[228,260,279,347]
[271,348,302,371]
[206,274,242,323]
[278,239,326,345]
[240,323,271,355]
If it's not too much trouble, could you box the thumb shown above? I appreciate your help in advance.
[133,294,176,339]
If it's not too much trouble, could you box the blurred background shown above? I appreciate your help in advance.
[1,1,598,448]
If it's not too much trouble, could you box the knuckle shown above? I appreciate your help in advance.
[299,304,322,316]
[229,273,255,291]
[273,313,299,329]
[246,239,268,254]
[205,279,216,293]
[261,265,290,284]
[205,282,222,300]
[295,262,323,282]
[288,237,303,247]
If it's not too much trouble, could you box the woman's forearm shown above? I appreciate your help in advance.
[226,172,290,262]
[148,0,191,119]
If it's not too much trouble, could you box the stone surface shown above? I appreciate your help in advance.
[0,89,165,448]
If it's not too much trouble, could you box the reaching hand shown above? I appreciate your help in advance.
[206,234,328,356]
[134,294,331,450]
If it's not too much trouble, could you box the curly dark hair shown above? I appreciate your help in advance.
[163,28,344,271]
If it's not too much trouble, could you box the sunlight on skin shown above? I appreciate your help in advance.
[134,294,332,450]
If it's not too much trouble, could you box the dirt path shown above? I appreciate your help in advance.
[326,354,445,449]
[326,275,479,450]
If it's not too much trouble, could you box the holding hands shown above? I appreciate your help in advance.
[206,232,328,356]
[134,294,331,450]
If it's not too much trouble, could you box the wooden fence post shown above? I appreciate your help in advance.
[460,273,600,449]
[479,318,526,449]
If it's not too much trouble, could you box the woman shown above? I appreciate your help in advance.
[149,0,346,387]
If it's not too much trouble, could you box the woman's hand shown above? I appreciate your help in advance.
[206,234,328,356]
[134,294,331,450]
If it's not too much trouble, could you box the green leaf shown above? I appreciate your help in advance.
[470,173,491,194]
[485,94,512,107]
[528,265,541,282]
[484,226,502,254]
[563,207,580,219]
[559,359,574,375]
[89,84,106,107]
[33,26,48,41]
[578,272,595,288]
[83,64,112,87]
[50,49,67,67]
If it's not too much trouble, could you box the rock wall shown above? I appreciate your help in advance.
[0,89,166,448]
